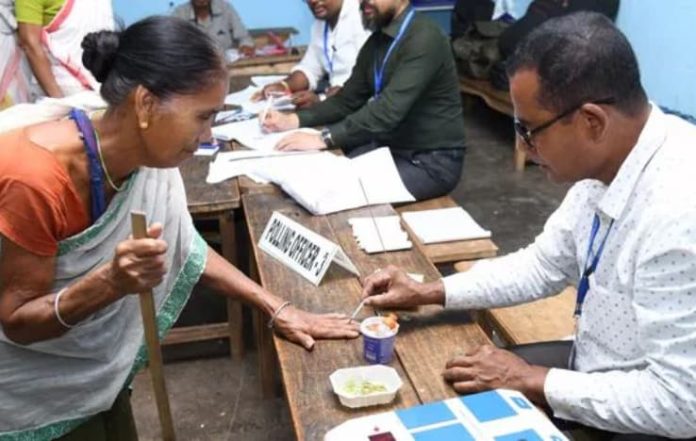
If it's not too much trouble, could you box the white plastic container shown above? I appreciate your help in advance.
[329,365,403,409]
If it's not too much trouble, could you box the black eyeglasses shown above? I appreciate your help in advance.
[514,98,615,149]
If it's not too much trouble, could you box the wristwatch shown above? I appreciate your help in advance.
[320,127,334,148]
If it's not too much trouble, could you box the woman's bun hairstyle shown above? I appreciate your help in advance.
[82,30,121,83]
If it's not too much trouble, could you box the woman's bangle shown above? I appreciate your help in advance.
[267,301,292,329]
[280,80,291,92]
[53,288,75,329]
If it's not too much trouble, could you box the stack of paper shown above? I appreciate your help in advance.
[401,207,491,244]
[348,216,412,253]
[253,147,415,215]
[206,147,415,215]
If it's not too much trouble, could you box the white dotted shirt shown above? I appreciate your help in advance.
[443,106,696,437]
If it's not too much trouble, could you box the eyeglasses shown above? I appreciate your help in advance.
[514,98,615,149]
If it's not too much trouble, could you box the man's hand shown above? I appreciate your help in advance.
[239,45,255,57]
[360,265,445,309]
[252,82,290,102]
[325,86,342,97]
[291,90,320,109]
[272,306,359,350]
[275,131,325,151]
[261,110,299,133]
[443,344,549,405]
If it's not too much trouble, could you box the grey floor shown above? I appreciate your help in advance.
[130,100,570,441]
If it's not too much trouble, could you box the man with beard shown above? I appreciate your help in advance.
[262,0,466,201]
[255,0,369,109]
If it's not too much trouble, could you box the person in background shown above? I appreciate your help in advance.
[172,0,254,56]
[262,0,467,201]
[16,0,114,98]
[0,16,358,440]
[1,0,32,109]
[254,0,370,109]
[361,12,696,440]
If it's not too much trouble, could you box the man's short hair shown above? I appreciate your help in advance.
[506,12,647,116]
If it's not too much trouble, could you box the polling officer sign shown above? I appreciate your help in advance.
[259,211,360,285]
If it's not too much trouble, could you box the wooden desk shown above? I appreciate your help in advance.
[228,50,305,77]
[242,192,491,439]
[395,197,498,264]
[174,149,244,359]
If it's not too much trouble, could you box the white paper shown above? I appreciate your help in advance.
[348,216,412,253]
[211,118,320,151]
[253,147,415,215]
[206,150,324,184]
[224,85,258,106]
[224,85,295,114]
[401,207,491,244]
[251,75,287,87]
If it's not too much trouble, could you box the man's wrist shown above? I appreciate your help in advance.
[320,127,334,148]
[421,280,446,306]
[519,365,550,405]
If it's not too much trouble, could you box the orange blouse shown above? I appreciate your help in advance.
[0,127,89,256]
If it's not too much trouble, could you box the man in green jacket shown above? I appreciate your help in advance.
[262,0,467,200]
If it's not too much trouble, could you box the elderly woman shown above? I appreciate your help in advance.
[0,16,357,440]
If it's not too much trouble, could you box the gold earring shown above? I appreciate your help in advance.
[139,121,149,129]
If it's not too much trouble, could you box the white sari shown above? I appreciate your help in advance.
[41,0,114,95]
[0,0,30,108]
[0,100,207,440]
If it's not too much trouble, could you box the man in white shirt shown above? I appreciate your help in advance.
[254,0,370,109]
[361,12,696,440]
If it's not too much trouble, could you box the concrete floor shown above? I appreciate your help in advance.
[130,100,570,441]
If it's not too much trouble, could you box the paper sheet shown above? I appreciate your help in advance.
[211,118,320,151]
[401,207,491,244]
[252,147,415,215]
[223,86,295,114]
[349,216,412,253]
[251,75,287,87]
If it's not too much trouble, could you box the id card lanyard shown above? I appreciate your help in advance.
[323,22,335,76]
[372,8,415,98]
[575,213,614,317]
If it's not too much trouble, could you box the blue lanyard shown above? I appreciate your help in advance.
[323,22,335,76]
[575,214,614,317]
[373,8,415,98]
[69,108,106,223]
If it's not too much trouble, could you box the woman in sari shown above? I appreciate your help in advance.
[16,0,114,97]
[1,0,31,109]
[0,16,358,441]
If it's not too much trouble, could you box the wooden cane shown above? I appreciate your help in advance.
[130,211,176,441]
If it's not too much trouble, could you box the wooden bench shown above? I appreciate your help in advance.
[459,76,528,171]
[454,260,576,346]
[395,196,498,264]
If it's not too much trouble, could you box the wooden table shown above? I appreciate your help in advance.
[395,197,499,263]
[228,49,305,77]
[173,147,244,359]
[243,192,491,440]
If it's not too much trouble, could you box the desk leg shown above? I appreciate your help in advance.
[249,252,277,398]
[220,212,244,360]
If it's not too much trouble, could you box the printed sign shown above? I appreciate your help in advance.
[259,212,360,285]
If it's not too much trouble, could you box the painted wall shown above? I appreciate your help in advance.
[113,0,695,117]
[112,0,315,48]
[513,0,696,117]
